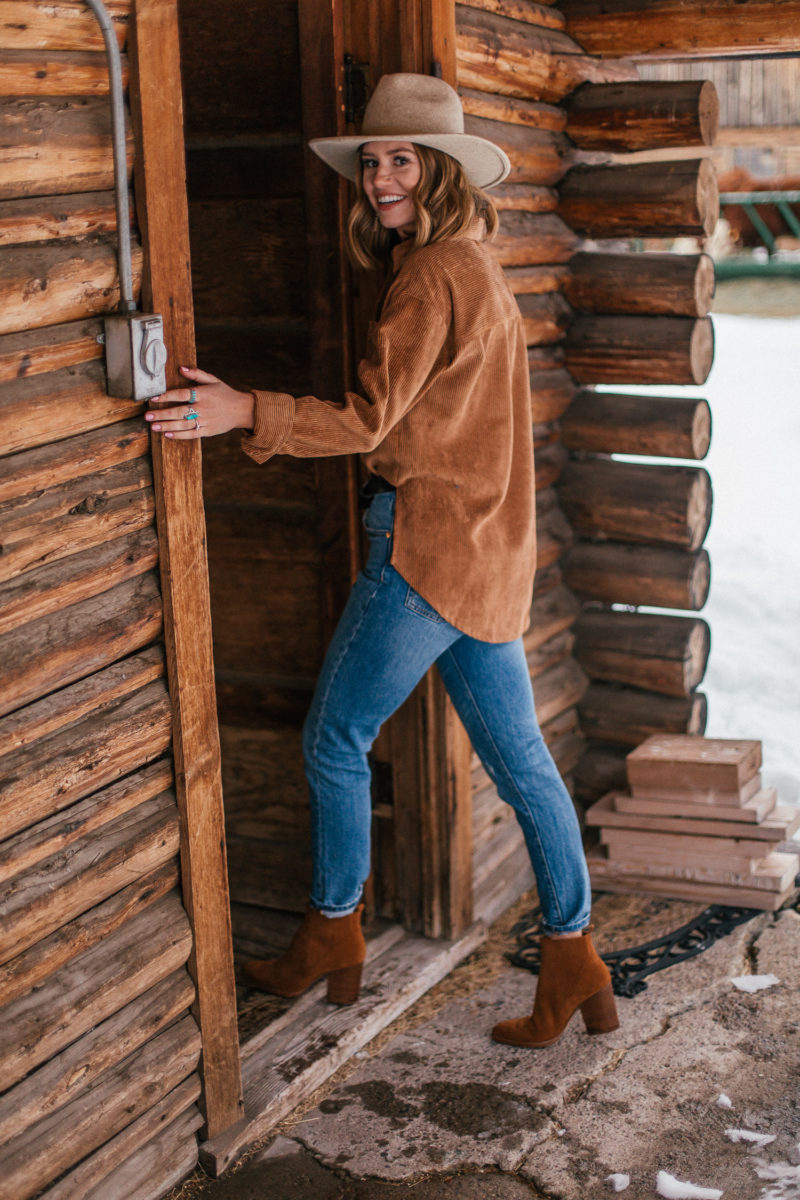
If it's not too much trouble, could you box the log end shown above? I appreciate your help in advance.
[698,158,720,237]
[689,316,715,385]
[691,397,712,460]
[698,79,720,147]
[687,467,713,552]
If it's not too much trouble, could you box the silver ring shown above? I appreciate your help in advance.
[185,407,199,420]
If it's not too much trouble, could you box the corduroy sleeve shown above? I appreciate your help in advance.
[241,280,448,464]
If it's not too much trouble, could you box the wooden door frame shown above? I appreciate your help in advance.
[129,0,243,1140]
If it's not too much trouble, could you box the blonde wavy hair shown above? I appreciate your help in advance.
[345,144,499,270]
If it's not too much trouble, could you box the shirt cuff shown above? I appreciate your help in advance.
[241,390,295,463]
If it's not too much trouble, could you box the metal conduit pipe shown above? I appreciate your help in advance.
[84,0,136,312]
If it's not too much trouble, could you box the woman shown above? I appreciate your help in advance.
[146,73,619,1049]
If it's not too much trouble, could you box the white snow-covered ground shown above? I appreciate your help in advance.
[607,312,800,805]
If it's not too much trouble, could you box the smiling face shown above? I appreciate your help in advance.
[360,141,421,237]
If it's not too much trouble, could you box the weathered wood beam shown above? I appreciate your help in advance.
[1,1016,200,1200]
[492,185,559,214]
[561,389,711,459]
[0,679,172,839]
[0,570,163,717]
[458,0,565,30]
[565,80,719,152]
[465,113,567,185]
[129,0,242,1138]
[0,48,128,96]
[574,609,711,697]
[0,360,141,456]
[492,211,578,266]
[0,456,154,583]
[0,860,177,1009]
[563,541,711,610]
[530,364,578,423]
[505,263,569,293]
[565,251,715,318]
[459,86,565,131]
[0,98,134,200]
[39,1083,201,1200]
[558,159,719,238]
[0,1,130,52]
[0,891,191,1089]
[525,583,581,651]
[558,459,712,550]
[0,191,131,248]
[532,655,590,726]
[0,238,142,336]
[519,291,572,345]
[455,5,638,104]
[0,318,103,383]
[579,682,707,746]
[0,792,178,967]
[0,972,193,1147]
[536,487,575,569]
[0,417,148,503]
[559,0,800,58]
[564,314,714,385]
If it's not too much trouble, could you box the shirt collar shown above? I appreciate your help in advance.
[390,217,486,271]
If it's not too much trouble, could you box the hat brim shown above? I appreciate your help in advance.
[308,133,510,191]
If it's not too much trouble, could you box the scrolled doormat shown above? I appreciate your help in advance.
[507,901,771,998]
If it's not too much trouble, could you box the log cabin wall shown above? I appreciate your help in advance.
[454,1,725,816]
[0,2,209,1196]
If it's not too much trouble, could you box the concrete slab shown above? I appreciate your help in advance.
[166,899,800,1200]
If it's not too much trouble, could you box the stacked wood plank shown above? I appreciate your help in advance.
[0,3,205,1195]
[586,736,800,910]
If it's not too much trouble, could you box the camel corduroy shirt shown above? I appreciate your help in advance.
[243,230,536,643]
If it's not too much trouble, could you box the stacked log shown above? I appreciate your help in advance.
[454,0,638,918]
[552,72,719,804]
[0,3,202,1195]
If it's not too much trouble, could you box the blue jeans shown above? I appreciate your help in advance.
[302,491,591,935]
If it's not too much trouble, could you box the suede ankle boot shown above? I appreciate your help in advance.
[492,928,619,1048]
[243,904,366,1005]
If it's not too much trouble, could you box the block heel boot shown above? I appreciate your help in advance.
[491,927,619,1048]
[243,904,366,1005]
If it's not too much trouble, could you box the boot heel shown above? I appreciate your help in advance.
[326,962,363,1005]
[580,983,619,1035]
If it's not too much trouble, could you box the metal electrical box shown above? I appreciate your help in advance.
[104,312,168,400]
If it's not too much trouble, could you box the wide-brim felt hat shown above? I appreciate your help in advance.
[309,73,510,191]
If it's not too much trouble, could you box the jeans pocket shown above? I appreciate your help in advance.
[404,585,447,624]
[362,493,395,581]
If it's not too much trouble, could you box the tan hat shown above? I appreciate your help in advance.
[309,73,510,191]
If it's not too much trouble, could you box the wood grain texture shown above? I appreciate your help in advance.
[0,570,163,717]
[0,317,103,382]
[564,541,711,611]
[559,0,800,58]
[0,191,132,248]
[0,971,193,1146]
[0,48,128,96]
[565,80,719,150]
[565,251,716,318]
[558,159,719,239]
[579,682,707,746]
[0,679,172,839]
[0,1,130,52]
[0,1016,200,1200]
[0,238,142,335]
[0,860,177,1009]
[0,791,179,964]
[0,360,142,457]
[0,891,191,1089]
[558,458,712,551]
[0,97,134,200]
[574,609,711,697]
[128,0,242,1137]
[561,389,711,459]
[564,314,715,385]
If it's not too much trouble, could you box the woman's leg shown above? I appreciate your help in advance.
[436,635,592,934]
[303,493,460,914]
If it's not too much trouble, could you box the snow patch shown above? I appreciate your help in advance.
[753,1156,800,1200]
[725,1128,776,1148]
[606,1173,630,1192]
[716,1094,733,1108]
[656,1170,723,1199]
[730,974,780,993]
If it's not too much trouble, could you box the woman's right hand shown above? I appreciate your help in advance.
[146,365,255,440]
